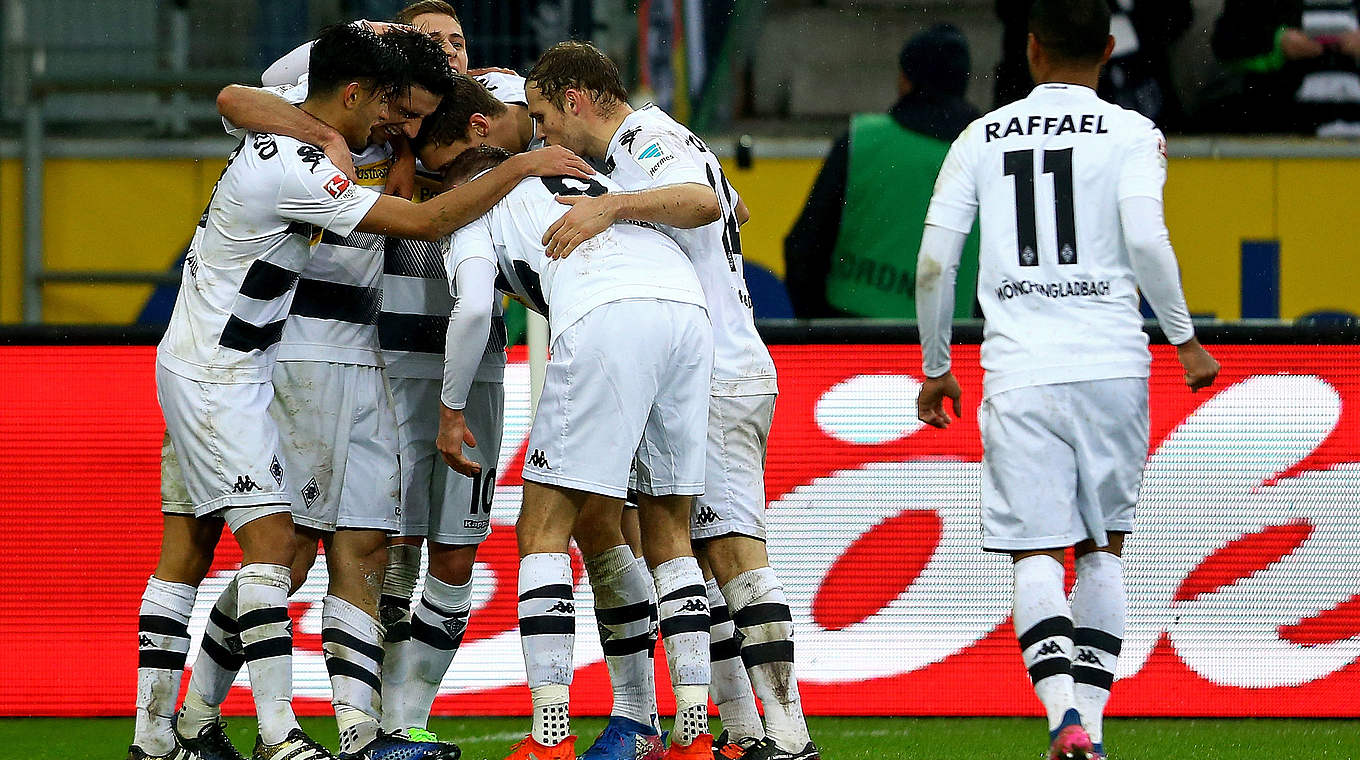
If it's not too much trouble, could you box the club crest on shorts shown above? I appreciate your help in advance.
[301,477,321,508]
[270,456,284,486]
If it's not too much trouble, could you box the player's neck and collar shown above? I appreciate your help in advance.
[1027,32,1109,98]
[597,102,640,161]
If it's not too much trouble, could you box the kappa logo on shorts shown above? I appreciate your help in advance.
[463,517,490,530]
[232,475,262,493]
[301,477,320,508]
[695,505,719,526]
[1036,641,1065,657]
[270,456,284,486]
[527,449,550,469]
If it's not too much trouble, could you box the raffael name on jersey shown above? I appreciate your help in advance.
[995,278,1112,301]
[984,114,1109,142]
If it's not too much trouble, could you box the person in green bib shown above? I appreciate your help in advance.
[785,24,982,319]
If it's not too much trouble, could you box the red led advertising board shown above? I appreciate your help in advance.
[2,344,1358,716]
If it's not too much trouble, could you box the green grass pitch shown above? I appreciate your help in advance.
[1,716,1358,759]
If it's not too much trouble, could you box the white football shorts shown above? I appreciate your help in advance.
[525,300,713,499]
[159,432,194,516]
[391,375,505,545]
[155,363,292,532]
[689,392,776,541]
[269,361,401,533]
[977,377,1149,551]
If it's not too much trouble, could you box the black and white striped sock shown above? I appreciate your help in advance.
[726,567,810,750]
[178,577,242,738]
[586,545,658,729]
[519,553,575,746]
[322,595,384,754]
[236,563,298,745]
[654,556,710,745]
[382,575,472,732]
[706,577,763,743]
[1071,551,1125,745]
[1013,555,1075,733]
[133,576,197,755]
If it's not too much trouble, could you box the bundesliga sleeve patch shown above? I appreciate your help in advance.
[633,139,677,177]
[323,174,354,199]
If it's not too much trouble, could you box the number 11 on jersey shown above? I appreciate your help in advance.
[1003,147,1078,267]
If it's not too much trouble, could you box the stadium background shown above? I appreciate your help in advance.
[2,0,1360,742]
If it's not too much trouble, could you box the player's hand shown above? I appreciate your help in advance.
[542,195,615,259]
[470,66,518,76]
[1281,28,1325,60]
[1334,29,1360,60]
[385,136,417,200]
[1176,337,1220,392]
[321,134,359,183]
[917,372,963,429]
[516,145,594,180]
[437,404,481,477]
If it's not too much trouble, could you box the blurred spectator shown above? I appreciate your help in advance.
[994,0,1193,129]
[784,24,980,320]
[1208,0,1360,135]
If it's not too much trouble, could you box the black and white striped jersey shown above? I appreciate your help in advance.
[157,132,380,383]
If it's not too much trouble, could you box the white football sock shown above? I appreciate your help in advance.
[706,577,763,742]
[382,574,472,732]
[519,553,575,745]
[586,545,658,729]
[134,576,197,755]
[654,556,710,744]
[179,577,241,738]
[321,595,384,754]
[724,568,810,750]
[236,563,299,745]
[1013,554,1076,732]
[1070,551,1125,744]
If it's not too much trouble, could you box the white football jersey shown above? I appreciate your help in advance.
[926,83,1168,397]
[224,75,395,367]
[605,105,776,396]
[157,132,381,383]
[450,171,706,342]
[475,71,527,106]
[379,166,508,381]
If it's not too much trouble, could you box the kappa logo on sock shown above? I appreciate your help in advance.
[232,475,261,493]
[138,633,154,648]
[678,598,709,613]
[527,449,550,469]
[1075,647,1102,664]
[546,600,575,614]
[1036,641,1065,657]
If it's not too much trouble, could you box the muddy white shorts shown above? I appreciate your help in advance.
[690,393,776,541]
[269,361,401,533]
[524,300,713,499]
[155,362,291,532]
[977,377,1149,551]
[391,375,505,545]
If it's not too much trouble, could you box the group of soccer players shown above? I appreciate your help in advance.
[131,3,814,760]
[129,0,1221,759]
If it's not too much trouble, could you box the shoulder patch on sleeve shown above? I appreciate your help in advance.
[323,174,354,199]
[633,138,677,178]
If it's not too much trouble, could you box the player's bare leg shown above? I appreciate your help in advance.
[1011,547,1094,760]
[506,482,592,760]
[132,514,225,759]
[1070,533,1126,758]
[638,494,712,758]
[577,501,663,760]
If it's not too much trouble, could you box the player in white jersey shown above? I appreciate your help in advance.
[135,21,594,760]
[370,72,541,746]
[526,42,818,760]
[170,29,461,760]
[432,146,713,760]
[914,2,1219,759]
